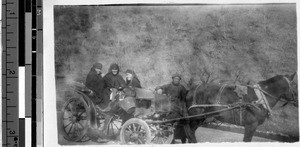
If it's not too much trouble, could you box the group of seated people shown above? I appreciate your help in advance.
[85,62,189,143]
[85,63,139,105]
[86,62,187,114]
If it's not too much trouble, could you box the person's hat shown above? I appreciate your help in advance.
[110,63,119,70]
[93,63,102,69]
[126,69,134,75]
[172,73,181,80]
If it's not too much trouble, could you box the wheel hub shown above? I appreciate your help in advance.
[71,115,78,123]
[131,132,139,139]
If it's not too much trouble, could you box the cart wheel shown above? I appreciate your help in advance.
[150,124,174,144]
[97,114,122,140]
[120,118,151,144]
[61,97,90,142]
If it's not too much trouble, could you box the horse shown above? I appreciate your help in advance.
[185,72,297,142]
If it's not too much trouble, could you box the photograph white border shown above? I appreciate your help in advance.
[43,0,300,147]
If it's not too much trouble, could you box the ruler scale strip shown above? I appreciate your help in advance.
[2,0,20,147]
[2,0,43,146]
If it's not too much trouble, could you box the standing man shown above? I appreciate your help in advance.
[85,62,105,105]
[155,73,187,107]
[155,73,189,143]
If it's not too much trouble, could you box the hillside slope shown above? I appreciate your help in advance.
[54,4,297,89]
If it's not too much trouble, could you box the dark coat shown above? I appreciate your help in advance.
[156,82,189,143]
[103,64,126,89]
[126,77,142,88]
[155,82,188,119]
[103,73,126,89]
[155,82,187,102]
[85,69,105,104]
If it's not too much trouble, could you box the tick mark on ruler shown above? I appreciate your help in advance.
[7,17,18,19]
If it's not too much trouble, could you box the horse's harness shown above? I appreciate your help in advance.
[189,76,296,125]
[251,77,297,110]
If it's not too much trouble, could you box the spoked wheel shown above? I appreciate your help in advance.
[120,118,151,144]
[61,97,90,142]
[149,124,174,144]
[97,114,122,140]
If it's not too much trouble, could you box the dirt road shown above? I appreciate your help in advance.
[58,120,275,145]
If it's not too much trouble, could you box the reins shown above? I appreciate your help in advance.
[189,76,296,111]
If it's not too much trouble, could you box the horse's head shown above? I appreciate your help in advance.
[259,72,297,107]
[280,72,298,107]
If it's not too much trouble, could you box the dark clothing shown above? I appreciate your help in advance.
[103,63,125,90]
[155,83,187,102]
[155,82,188,120]
[104,73,125,89]
[85,69,105,104]
[125,69,141,88]
[126,77,142,88]
[103,73,126,89]
[156,82,189,143]
[97,64,125,108]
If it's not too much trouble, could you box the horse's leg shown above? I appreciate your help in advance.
[184,120,198,143]
[174,124,188,144]
[181,137,186,143]
[243,122,258,142]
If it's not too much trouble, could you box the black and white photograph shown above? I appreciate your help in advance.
[50,2,298,146]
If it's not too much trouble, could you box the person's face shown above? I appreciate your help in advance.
[112,69,118,75]
[126,73,133,80]
[95,68,101,74]
[172,77,181,85]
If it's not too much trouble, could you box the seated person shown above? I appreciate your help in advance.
[103,63,126,101]
[85,63,105,105]
[124,69,152,117]
[102,63,132,124]
[85,63,110,143]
